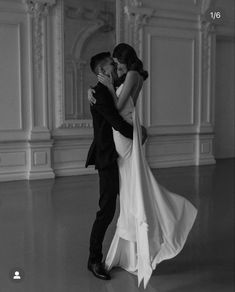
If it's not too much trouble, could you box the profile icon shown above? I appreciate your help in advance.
[9,267,24,282]
[13,271,21,280]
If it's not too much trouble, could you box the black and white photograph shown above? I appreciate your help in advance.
[0,0,234,291]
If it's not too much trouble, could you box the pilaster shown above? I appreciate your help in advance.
[124,0,155,125]
[196,2,217,165]
[24,0,56,179]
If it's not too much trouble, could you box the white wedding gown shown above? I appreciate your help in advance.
[105,84,198,288]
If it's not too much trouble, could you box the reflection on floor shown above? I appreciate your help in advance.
[0,159,234,292]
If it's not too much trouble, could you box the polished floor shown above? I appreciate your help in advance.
[0,159,234,292]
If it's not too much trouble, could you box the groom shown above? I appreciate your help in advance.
[85,52,134,280]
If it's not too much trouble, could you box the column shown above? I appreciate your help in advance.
[24,0,56,179]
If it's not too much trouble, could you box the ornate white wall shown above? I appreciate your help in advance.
[0,0,55,181]
[0,0,30,181]
[63,0,116,120]
[0,0,234,181]
[140,0,216,167]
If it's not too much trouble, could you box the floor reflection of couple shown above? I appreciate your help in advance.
[86,43,197,288]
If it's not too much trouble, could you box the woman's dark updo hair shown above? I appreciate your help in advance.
[112,43,148,83]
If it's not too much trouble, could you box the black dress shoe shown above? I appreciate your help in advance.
[87,262,111,280]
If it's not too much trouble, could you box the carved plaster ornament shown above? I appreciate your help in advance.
[60,122,92,129]
[124,1,154,53]
[200,0,216,36]
[200,0,216,72]
[129,0,143,7]
[24,0,56,76]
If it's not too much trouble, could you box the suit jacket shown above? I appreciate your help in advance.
[85,82,133,170]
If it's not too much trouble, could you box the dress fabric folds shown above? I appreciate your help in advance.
[105,85,197,288]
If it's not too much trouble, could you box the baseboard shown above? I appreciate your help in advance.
[54,167,97,177]
[197,157,216,165]
[0,172,28,182]
[147,157,196,168]
[27,170,55,180]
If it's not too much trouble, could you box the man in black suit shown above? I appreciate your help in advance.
[85,52,134,280]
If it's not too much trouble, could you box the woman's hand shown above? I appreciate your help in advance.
[88,87,96,105]
[98,73,113,90]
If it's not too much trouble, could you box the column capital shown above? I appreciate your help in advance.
[124,4,154,54]
[24,0,56,15]
[24,0,57,78]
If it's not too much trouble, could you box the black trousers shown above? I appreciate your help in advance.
[89,162,119,263]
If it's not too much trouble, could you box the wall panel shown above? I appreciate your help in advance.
[0,22,22,130]
[148,33,195,127]
[145,26,199,137]
[0,7,30,181]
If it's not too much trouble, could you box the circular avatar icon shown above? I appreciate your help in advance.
[9,267,24,283]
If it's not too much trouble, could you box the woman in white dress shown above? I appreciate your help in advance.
[89,43,197,289]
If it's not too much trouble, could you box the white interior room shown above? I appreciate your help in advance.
[0,0,234,291]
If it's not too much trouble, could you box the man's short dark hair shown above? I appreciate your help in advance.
[90,52,111,74]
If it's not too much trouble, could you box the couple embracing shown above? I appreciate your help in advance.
[85,43,197,288]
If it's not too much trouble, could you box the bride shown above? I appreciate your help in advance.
[88,43,197,288]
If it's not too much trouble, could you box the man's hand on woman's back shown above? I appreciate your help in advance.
[88,87,96,105]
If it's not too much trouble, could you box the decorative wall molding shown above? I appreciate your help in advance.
[28,139,55,179]
[201,22,215,127]
[141,4,216,167]
[146,133,215,168]
[53,0,122,129]
[53,0,93,129]
[64,1,116,122]
[196,133,215,165]
[2,0,232,182]
[124,3,155,53]
[145,27,198,132]
[146,135,197,168]
[21,1,57,179]
[116,0,125,43]
[64,21,107,120]
[123,1,155,124]
[24,0,56,76]
[0,22,24,131]
[0,141,28,182]
[198,1,217,129]
[199,15,216,73]
[53,137,96,176]
[0,6,33,140]
[53,0,64,129]
[59,120,93,129]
